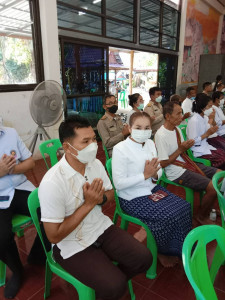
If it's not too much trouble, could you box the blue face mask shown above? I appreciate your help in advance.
[137,103,144,110]
[190,97,195,101]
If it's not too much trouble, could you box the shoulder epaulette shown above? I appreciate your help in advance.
[100,115,107,120]
[147,102,153,107]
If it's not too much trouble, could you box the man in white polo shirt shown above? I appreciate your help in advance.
[39,115,152,300]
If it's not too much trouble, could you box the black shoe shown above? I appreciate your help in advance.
[4,272,23,299]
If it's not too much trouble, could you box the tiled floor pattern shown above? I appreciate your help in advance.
[1,143,225,300]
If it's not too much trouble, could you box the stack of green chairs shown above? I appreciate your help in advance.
[106,159,157,279]
[182,225,225,300]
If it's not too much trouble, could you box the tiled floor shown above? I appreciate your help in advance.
[1,143,225,300]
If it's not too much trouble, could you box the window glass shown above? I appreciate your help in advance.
[106,0,133,23]
[58,5,101,35]
[58,0,102,13]
[0,0,37,85]
[163,5,178,37]
[140,28,159,47]
[106,19,133,41]
[140,0,160,32]
[162,35,177,50]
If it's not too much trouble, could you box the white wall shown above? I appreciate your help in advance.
[0,0,61,159]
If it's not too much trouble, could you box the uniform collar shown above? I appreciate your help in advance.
[105,112,118,121]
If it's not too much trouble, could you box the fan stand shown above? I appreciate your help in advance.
[29,125,51,154]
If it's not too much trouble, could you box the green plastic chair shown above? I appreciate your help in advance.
[182,225,225,300]
[212,171,225,229]
[0,214,33,287]
[28,188,135,300]
[98,134,110,165]
[39,139,62,170]
[106,159,157,279]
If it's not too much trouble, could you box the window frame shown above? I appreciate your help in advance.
[0,0,44,93]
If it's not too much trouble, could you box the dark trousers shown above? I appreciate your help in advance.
[53,225,152,300]
[0,189,49,273]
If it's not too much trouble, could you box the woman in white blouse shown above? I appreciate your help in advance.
[126,93,144,124]
[187,93,225,169]
[212,91,225,138]
[112,112,192,268]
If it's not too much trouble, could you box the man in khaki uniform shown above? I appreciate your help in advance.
[97,94,130,158]
[144,87,164,136]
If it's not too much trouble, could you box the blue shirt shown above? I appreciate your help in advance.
[0,127,34,209]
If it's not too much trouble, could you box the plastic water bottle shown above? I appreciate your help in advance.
[209,209,217,221]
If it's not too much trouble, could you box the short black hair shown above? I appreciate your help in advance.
[216,75,222,81]
[192,93,211,113]
[128,93,140,107]
[59,115,91,144]
[129,111,151,126]
[163,101,180,119]
[212,91,224,102]
[186,86,195,95]
[202,82,211,90]
[103,94,115,104]
[149,86,161,96]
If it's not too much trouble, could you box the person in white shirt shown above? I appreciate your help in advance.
[0,125,48,299]
[39,115,152,300]
[212,91,225,138]
[181,87,196,116]
[202,82,213,96]
[155,101,220,225]
[126,93,144,124]
[187,93,225,169]
[112,112,192,268]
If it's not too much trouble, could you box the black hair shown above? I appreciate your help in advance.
[128,93,140,107]
[129,111,151,126]
[202,82,211,90]
[186,86,195,95]
[103,94,115,104]
[192,93,211,114]
[213,75,223,92]
[59,115,91,144]
[163,101,180,119]
[212,91,224,102]
[149,86,161,96]
[170,94,181,104]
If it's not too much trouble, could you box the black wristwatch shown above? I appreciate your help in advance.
[98,194,107,206]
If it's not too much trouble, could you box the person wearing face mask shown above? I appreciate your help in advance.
[155,101,221,225]
[126,93,144,124]
[212,91,225,139]
[112,112,192,268]
[97,94,130,158]
[39,115,152,300]
[186,93,225,169]
[144,86,164,136]
[181,87,196,117]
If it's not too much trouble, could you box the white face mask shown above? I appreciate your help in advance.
[204,107,213,117]
[68,142,98,164]
[131,129,152,143]
[155,96,162,103]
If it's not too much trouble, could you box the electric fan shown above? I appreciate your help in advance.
[28,80,67,154]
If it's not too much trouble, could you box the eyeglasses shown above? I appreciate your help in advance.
[105,101,118,106]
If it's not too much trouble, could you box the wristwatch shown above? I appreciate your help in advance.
[98,194,107,206]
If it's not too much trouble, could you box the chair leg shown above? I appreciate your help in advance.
[77,285,95,300]
[0,260,6,287]
[44,262,52,299]
[113,211,119,225]
[185,189,194,216]
[128,280,135,300]
[16,229,24,238]
[120,218,129,230]
[146,250,157,279]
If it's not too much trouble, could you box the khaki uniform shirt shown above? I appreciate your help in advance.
[97,112,124,158]
[144,101,164,135]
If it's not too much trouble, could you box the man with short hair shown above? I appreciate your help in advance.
[97,94,130,157]
[144,86,164,136]
[39,115,152,300]
[155,101,220,225]
[202,82,213,95]
[181,87,196,116]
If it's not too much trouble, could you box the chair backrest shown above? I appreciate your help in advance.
[182,225,225,300]
[28,188,49,257]
[212,171,225,228]
[39,139,62,170]
[98,134,110,162]
[106,158,123,214]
